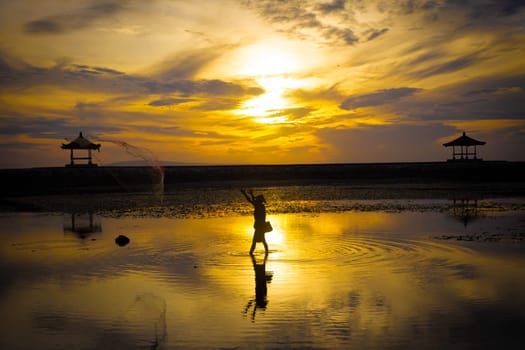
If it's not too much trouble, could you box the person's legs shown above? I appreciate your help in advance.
[262,238,269,253]
[249,238,256,255]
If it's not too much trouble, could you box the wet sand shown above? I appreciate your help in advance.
[2,182,525,217]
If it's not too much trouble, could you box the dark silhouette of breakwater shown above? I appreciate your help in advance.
[1,161,525,196]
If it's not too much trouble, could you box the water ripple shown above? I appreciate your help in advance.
[281,235,473,270]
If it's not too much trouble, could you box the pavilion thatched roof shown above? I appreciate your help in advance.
[443,132,486,147]
[61,132,101,150]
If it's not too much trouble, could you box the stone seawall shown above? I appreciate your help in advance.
[1,161,524,196]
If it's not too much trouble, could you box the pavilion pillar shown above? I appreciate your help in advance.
[70,149,74,165]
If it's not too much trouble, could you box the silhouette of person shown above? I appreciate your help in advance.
[241,189,269,254]
[243,253,273,321]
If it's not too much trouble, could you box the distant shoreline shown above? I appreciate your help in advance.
[1,161,525,196]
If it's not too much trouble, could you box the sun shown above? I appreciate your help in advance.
[236,41,300,77]
[201,37,319,124]
[232,41,307,123]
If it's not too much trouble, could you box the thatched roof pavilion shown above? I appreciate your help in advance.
[443,131,486,161]
[61,132,101,167]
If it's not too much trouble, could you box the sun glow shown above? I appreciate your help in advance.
[238,76,306,123]
[229,40,310,124]
[236,42,301,77]
[242,90,287,116]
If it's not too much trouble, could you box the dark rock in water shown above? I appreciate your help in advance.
[115,234,130,247]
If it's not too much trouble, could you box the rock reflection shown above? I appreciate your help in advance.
[244,253,273,321]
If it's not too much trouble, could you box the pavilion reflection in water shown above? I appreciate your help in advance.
[450,198,480,227]
[63,212,102,239]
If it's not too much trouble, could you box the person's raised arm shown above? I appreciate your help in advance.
[241,189,254,204]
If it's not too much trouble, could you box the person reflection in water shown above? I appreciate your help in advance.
[244,253,273,321]
[241,189,269,254]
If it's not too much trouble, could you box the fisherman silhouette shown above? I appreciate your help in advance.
[241,189,270,254]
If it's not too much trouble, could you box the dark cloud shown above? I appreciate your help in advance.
[340,87,423,110]
[0,115,120,140]
[24,1,125,34]
[409,0,525,28]
[248,107,317,124]
[444,0,470,5]
[75,102,101,110]
[462,87,519,97]
[280,107,316,120]
[421,1,439,10]
[72,65,124,76]
[317,0,346,13]
[0,54,264,98]
[386,0,524,31]
[242,0,302,23]
[325,27,359,45]
[402,0,417,14]
[0,117,66,136]
[397,74,525,122]
[242,0,360,46]
[198,80,257,96]
[243,0,525,48]
[292,83,346,105]
[119,124,203,138]
[409,54,480,79]
[406,50,444,67]
[190,98,240,111]
[148,98,193,107]
[24,20,61,34]
[143,79,263,97]
[367,28,389,41]
[468,0,525,18]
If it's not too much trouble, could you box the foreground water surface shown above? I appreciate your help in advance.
[1,200,525,349]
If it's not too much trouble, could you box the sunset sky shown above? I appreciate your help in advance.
[1,0,524,168]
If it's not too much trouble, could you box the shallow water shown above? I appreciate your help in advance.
[1,208,525,349]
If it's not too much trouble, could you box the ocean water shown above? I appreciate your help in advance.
[1,191,525,349]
